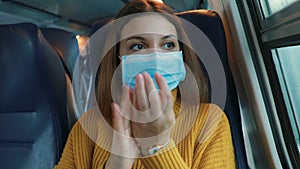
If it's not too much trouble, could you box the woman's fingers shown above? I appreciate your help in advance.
[111,103,124,132]
[111,103,139,158]
[130,72,175,144]
[113,86,132,134]
[120,86,131,111]
[154,73,174,114]
[134,73,149,111]
[142,72,161,117]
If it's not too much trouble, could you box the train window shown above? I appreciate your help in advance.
[272,45,300,153]
[236,0,300,168]
[259,0,298,17]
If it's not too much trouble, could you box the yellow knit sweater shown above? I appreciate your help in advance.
[54,93,235,169]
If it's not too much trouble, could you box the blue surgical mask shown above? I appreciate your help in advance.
[120,51,186,90]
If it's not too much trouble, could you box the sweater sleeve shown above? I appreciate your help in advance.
[192,108,236,169]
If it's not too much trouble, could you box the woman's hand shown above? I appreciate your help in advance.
[131,72,175,149]
[105,87,138,169]
[106,72,175,166]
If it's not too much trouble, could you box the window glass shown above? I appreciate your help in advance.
[271,45,300,154]
[260,0,298,18]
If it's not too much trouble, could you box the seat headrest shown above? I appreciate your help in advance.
[176,10,228,68]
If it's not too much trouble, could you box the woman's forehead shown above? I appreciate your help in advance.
[120,14,177,40]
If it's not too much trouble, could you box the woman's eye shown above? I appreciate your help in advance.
[163,42,175,49]
[131,43,145,51]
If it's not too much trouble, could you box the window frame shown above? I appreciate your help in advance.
[236,0,300,168]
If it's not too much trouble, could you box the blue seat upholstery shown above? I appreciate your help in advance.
[176,10,249,169]
[41,27,80,126]
[0,23,70,169]
[40,28,79,80]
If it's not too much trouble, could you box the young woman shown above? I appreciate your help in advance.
[55,0,235,168]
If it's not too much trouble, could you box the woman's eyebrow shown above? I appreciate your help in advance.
[125,36,145,42]
[162,34,177,39]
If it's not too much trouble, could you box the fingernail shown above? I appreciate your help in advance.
[112,103,120,113]
[136,73,144,82]
[142,72,149,78]
[135,74,140,81]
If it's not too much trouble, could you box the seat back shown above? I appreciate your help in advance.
[176,10,248,169]
[0,23,69,169]
[40,28,79,80]
[41,27,79,127]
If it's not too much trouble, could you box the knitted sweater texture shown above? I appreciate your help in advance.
[55,93,235,169]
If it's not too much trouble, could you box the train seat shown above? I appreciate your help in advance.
[0,23,70,169]
[176,10,249,169]
[40,28,79,80]
[41,27,79,127]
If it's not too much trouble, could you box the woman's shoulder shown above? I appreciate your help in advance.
[198,103,227,120]
[78,106,103,125]
[198,103,229,125]
[199,103,224,112]
[69,106,104,140]
[195,103,230,143]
